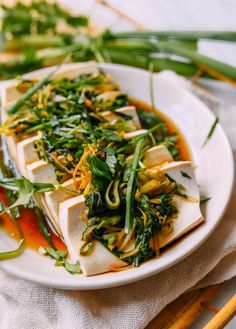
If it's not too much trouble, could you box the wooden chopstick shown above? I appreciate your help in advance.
[167,284,224,329]
[203,294,236,329]
[95,0,147,30]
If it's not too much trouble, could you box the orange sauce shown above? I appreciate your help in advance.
[131,99,191,161]
[0,187,66,251]
[0,100,190,253]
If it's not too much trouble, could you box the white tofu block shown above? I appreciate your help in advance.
[152,161,204,248]
[116,106,141,129]
[124,129,147,139]
[51,61,98,81]
[100,111,118,123]
[4,62,99,104]
[34,193,62,236]
[17,135,39,176]
[59,196,126,276]
[158,195,203,248]
[147,161,191,179]
[142,145,173,168]
[160,161,192,173]
[44,178,77,225]
[4,86,23,105]
[26,160,57,184]
[96,91,120,101]
[162,161,199,199]
[101,106,141,130]
[5,135,18,161]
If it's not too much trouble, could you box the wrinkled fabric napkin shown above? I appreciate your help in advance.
[0,74,236,329]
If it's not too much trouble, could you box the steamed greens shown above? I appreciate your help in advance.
[1,69,182,269]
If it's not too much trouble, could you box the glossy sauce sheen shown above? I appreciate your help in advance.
[0,101,190,252]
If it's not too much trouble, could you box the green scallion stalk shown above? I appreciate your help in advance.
[105,48,201,77]
[157,42,236,81]
[34,206,56,250]
[7,60,65,115]
[107,31,236,42]
[0,239,25,260]
[5,35,65,51]
[0,202,25,261]
[134,123,166,143]
[202,117,219,146]
[124,139,144,234]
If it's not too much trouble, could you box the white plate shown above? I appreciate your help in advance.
[0,63,234,289]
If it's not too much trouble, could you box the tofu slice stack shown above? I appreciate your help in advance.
[148,161,203,248]
[59,196,126,276]
[101,106,141,130]
[1,62,203,276]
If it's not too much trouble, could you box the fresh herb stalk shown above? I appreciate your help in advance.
[34,206,56,249]
[202,117,219,146]
[0,239,25,260]
[125,139,144,234]
[7,61,64,115]
[106,31,236,42]
[157,42,236,82]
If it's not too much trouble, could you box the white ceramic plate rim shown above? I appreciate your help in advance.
[0,63,234,290]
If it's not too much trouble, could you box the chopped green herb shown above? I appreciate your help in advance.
[0,177,55,215]
[125,139,144,233]
[34,207,56,249]
[43,247,81,274]
[88,155,112,189]
[180,171,192,179]
[7,63,62,115]
[200,196,211,204]
[203,117,219,147]
[0,238,25,260]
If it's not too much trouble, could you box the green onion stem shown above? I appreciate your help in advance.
[104,48,203,77]
[0,201,25,260]
[0,239,25,260]
[7,59,67,115]
[124,139,144,234]
[202,117,219,147]
[157,42,236,81]
[135,123,165,143]
[107,31,236,42]
[34,206,56,249]
[5,35,65,51]
[105,180,120,209]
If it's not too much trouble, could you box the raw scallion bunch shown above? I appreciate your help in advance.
[0,1,236,85]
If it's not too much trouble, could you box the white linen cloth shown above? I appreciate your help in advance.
[1,1,236,328]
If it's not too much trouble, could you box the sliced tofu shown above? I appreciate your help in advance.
[34,193,62,236]
[4,85,23,106]
[4,62,99,105]
[17,135,40,176]
[5,135,18,161]
[124,129,147,139]
[26,160,57,183]
[96,91,120,102]
[142,145,173,168]
[59,196,126,276]
[51,61,98,81]
[158,194,203,248]
[44,178,77,225]
[101,106,141,130]
[127,145,173,167]
[151,161,204,248]
[147,161,191,179]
